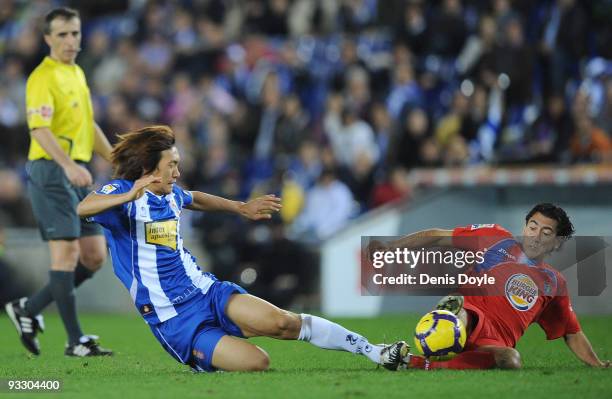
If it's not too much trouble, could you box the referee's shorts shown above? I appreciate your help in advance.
[27,159,102,241]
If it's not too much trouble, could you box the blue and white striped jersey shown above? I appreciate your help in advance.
[91,179,216,325]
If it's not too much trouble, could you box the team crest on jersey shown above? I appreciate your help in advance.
[145,220,178,250]
[505,273,538,311]
[100,183,119,194]
[471,224,495,230]
[140,304,153,315]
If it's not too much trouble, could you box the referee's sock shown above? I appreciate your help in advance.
[297,314,383,364]
[25,263,95,316]
[48,270,83,345]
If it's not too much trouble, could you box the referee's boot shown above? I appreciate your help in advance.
[65,335,113,357]
[4,297,45,355]
[435,294,464,315]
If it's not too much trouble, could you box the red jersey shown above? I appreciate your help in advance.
[452,224,581,348]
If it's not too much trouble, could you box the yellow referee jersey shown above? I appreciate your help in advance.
[26,56,95,162]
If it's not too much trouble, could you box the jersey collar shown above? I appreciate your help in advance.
[44,56,77,69]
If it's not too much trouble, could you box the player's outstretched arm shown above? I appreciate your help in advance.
[388,228,454,249]
[367,229,454,259]
[564,331,611,367]
[77,175,162,217]
[186,192,281,220]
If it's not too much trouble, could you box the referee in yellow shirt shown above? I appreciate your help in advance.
[5,7,113,357]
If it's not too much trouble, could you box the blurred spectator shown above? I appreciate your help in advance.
[456,15,497,77]
[290,168,355,243]
[490,16,534,107]
[344,66,372,118]
[253,72,282,160]
[390,106,430,170]
[245,0,290,36]
[325,99,379,169]
[274,93,309,159]
[570,115,612,163]
[435,90,474,148]
[369,101,393,169]
[330,37,367,92]
[595,78,612,134]
[138,32,173,77]
[288,140,323,190]
[443,135,470,166]
[171,7,198,54]
[92,38,137,96]
[0,169,35,226]
[288,0,339,36]
[338,0,377,34]
[78,29,111,77]
[339,150,376,209]
[393,1,428,57]
[370,166,411,207]
[420,137,443,167]
[540,0,589,95]
[386,61,423,119]
[426,0,467,57]
[526,94,573,163]
[0,57,27,126]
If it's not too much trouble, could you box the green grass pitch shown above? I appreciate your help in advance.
[0,313,610,398]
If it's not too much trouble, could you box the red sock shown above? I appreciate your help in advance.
[408,351,496,370]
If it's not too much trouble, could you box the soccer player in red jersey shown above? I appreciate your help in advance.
[371,203,610,370]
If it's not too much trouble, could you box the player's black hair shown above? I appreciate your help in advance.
[525,203,575,238]
[112,125,176,180]
[44,7,80,35]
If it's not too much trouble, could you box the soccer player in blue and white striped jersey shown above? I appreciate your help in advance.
[77,125,408,372]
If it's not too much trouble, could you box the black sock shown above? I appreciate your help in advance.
[74,263,95,286]
[48,270,83,345]
[25,263,95,316]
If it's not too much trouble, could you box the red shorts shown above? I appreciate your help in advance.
[464,303,511,349]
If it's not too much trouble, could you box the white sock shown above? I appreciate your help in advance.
[298,314,382,364]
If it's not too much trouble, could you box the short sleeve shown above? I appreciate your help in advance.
[537,288,582,340]
[173,185,193,208]
[452,224,513,251]
[26,71,54,129]
[88,180,133,227]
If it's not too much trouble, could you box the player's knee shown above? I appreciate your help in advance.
[52,244,80,269]
[496,348,522,370]
[245,349,270,371]
[80,251,106,270]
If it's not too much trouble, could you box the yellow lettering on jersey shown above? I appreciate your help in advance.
[145,220,178,250]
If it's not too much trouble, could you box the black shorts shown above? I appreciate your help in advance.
[27,159,102,241]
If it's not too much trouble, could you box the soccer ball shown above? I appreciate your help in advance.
[414,310,466,360]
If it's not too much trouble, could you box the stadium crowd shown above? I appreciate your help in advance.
[1,0,611,243]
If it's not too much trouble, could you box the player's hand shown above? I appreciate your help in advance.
[63,162,93,187]
[128,175,162,201]
[601,360,611,368]
[239,194,282,220]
